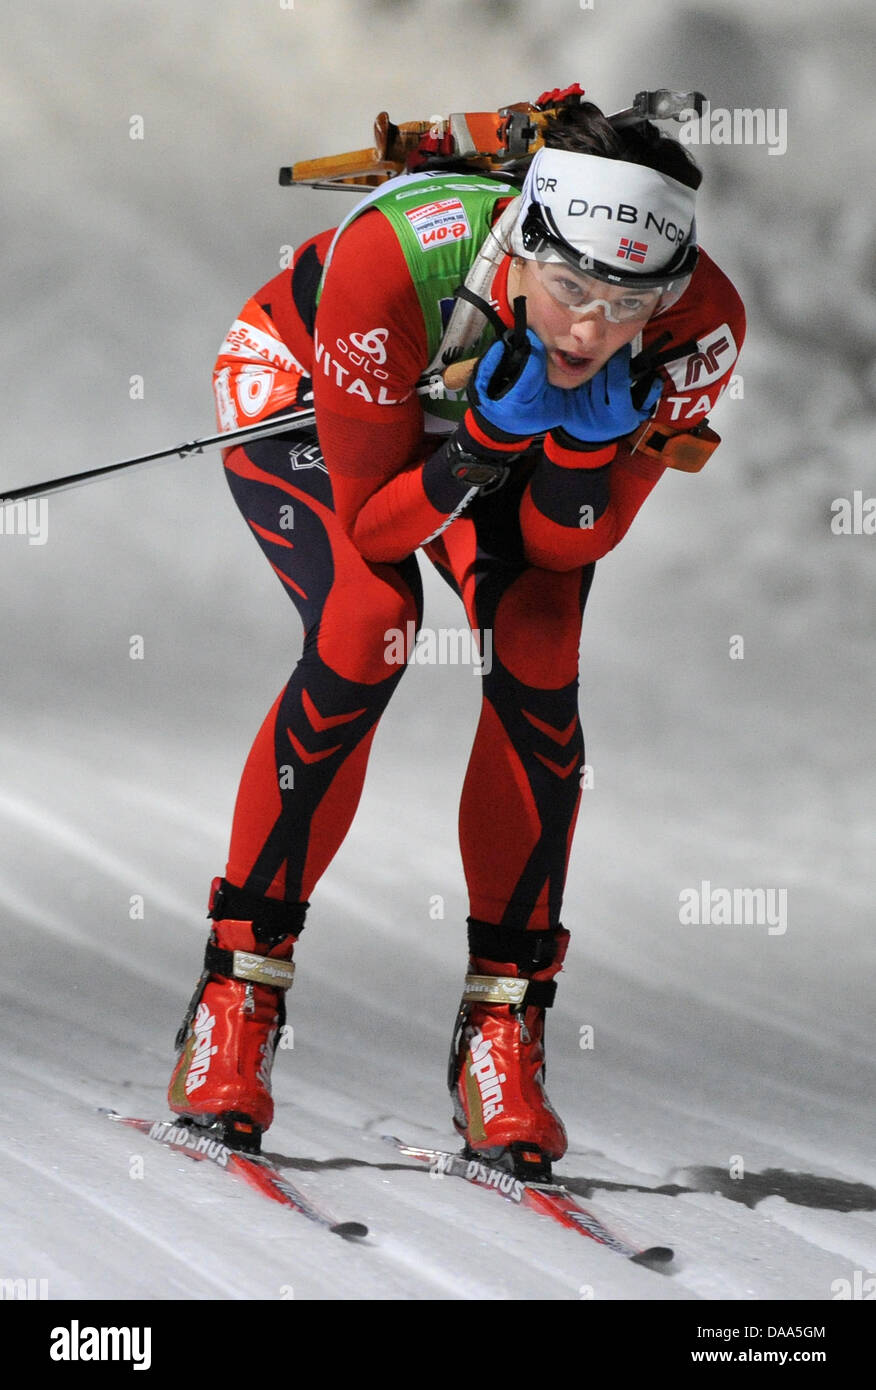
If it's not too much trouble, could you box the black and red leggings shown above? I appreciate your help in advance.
[222,430,594,932]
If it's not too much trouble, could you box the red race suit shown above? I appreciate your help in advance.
[211,193,745,932]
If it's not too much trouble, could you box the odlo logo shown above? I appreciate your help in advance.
[185,1003,217,1095]
[466,1028,506,1125]
[347,327,389,365]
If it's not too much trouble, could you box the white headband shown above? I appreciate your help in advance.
[509,147,697,277]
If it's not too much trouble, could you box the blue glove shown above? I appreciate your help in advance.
[560,346,662,444]
[468,331,564,438]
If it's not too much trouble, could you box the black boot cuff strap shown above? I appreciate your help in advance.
[208,878,309,941]
[466,918,564,972]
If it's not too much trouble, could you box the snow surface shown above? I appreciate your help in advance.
[1,0,874,1305]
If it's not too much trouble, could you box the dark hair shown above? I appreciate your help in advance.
[543,100,702,191]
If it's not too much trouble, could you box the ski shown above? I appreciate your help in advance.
[383,1134,673,1267]
[103,1112,368,1240]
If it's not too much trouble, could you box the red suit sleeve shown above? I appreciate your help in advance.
[211,229,334,432]
[519,438,667,571]
[518,248,746,571]
[312,212,467,562]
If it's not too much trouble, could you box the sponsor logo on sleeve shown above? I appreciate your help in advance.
[213,365,239,431]
[219,318,303,373]
[315,327,407,405]
[338,326,390,370]
[664,323,737,391]
[235,366,276,418]
[405,198,472,251]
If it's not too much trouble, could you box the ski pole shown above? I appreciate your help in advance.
[1,356,469,506]
[0,409,319,505]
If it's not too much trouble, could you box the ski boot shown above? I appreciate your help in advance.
[167,878,307,1153]
[448,919,569,1182]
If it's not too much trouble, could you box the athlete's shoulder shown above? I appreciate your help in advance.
[644,246,745,428]
[648,247,745,351]
[316,207,422,338]
[688,247,745,337]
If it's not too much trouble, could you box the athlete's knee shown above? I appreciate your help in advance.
[492,567,586,688]
[319,565,423,684]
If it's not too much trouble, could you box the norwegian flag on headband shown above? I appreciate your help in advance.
[617,238,649,263]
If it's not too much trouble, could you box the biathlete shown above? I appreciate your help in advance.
[167,87,745,1179]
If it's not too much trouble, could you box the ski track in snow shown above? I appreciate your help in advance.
[0,718,873,1300]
